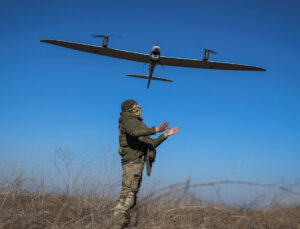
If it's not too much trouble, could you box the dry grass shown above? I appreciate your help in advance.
[0,151,299,229]
[0,189,299,229]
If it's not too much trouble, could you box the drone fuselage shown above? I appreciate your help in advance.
[146,45,161,88]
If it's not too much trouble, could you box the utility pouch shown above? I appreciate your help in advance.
[146,146,156,176]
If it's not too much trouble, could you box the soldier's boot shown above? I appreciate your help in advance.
[112,191,135,228]
[111,209,129,229]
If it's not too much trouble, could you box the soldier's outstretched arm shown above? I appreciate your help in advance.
[150,134,166,148]
[151,127,180,148]
[124,118,157,137]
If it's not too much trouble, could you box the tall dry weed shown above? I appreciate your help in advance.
[0,150,299,228]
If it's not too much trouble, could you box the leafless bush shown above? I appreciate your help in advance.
[0,150,299,228]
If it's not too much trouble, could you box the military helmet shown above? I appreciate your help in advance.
[121,99,137,111]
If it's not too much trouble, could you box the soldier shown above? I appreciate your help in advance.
[111,99,179,229]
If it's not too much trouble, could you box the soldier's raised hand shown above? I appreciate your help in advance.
[156,121,169,133]
[164,127,179,138]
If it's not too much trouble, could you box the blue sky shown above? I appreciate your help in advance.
[1,0,300,199]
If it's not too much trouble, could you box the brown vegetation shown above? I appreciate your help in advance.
[0,151,299,228]
[1,175,299,229]
[0,188,299,228]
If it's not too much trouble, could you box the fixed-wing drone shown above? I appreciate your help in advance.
[41,35,266,89]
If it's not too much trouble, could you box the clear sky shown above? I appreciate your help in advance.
[1,0,300,201]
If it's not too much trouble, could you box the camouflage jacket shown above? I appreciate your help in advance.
[118,111,166,164]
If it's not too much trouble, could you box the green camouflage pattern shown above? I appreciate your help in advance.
[118,111,165,164]
[111,158,144,228]
[112,109,167,228]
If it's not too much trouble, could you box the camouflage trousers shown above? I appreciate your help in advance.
[111,157,145,229]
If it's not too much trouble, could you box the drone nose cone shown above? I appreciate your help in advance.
[151,46,161,56]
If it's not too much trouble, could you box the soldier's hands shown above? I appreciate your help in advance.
[156,121,169,133]
[156,122,179,137]
[164,127,179,138]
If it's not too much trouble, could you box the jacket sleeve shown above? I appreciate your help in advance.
[138,134,167,148]
[150,134,167,148]
[124,118,156,137]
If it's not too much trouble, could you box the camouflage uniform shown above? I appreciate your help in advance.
[111,109,166,229]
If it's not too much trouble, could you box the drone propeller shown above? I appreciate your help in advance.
[91,34,122,48]
[159,62,165,71]
[193,45,219,61]
[91,34,122,38]
[205,49,218,55]
[92,34,106,38]
[193,45,219,55]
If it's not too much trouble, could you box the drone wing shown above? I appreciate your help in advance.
[160,56,266,71]
[40,39,149,63]
[41,39,265,71]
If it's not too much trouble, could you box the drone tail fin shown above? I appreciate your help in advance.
[126,74,173,82]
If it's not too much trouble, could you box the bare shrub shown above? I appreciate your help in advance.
[0,150,299,228]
